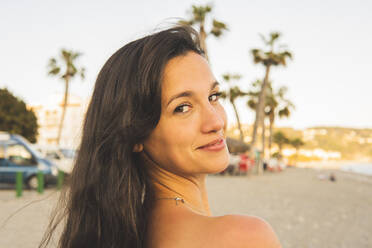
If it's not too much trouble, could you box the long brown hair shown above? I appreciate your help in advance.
[39,25,203,248]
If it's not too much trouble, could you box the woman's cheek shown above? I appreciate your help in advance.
[218,104,228,132]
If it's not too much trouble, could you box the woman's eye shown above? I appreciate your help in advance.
[209,92,222,102]
[174,104,191,113]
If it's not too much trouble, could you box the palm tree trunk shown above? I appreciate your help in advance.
[261,118,266,159]
[294,147,299,165]
[268,113,275,159]
[57,76,69,145]
[199,23,208,61]
[258,117,266,175]
[250,65,271,151]
[231,101,244,142]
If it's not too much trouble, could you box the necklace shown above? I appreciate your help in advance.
[155,196,208,215]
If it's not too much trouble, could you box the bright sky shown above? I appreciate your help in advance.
[1,0,371,129]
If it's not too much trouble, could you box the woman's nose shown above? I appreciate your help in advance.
[200,104,226,134]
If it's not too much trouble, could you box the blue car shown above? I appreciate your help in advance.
[0,132,58,189]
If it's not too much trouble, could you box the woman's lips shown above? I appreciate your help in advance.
[198,138,225,151]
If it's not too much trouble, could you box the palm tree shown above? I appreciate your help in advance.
[250,32,292,154]
[290,138,305,165]
[247,79,272,174]
[247,82,294,163]
[47,49,85,145]
[220,73,246,142]
[180,4,228,61]
[273,131,290,157]
[266,86,295,156]
[247,80,272,158]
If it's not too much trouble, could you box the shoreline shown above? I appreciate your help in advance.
[296,159,371,168]
[295,160,372,175]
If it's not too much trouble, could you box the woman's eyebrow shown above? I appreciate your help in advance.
[166,81,220,106]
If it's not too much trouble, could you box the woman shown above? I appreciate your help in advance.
[40,25,281,248]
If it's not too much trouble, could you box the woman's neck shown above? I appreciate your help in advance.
[142,152,211,216]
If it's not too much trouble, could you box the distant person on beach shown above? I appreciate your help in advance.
[329,173,336,182]
[40,25,281,248]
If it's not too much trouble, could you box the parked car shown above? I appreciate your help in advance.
[0,132,58,189]
[33,146,76,174]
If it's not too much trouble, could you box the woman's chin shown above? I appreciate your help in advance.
[215,152,230,173]
[205,157,230,174]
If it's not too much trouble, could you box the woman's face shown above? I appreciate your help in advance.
[143,52,229,176]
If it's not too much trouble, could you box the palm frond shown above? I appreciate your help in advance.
[220,91,227,99]
[80,67,86,80]
[278,107,290,118]
[210,19,228,37]
[47,57,61,76]
[229,86,246,102]
[277,86,288,97]
[222,73,241,82]
[48,58,57,67]
[282,51,293,59]
[273,131,289,144]
[290,138,305,148]
[247,99,257,110]
[192,5,212,22]
[222,74,230,81]
[269,32,281,46]
[231,74,241,80]
[251,49,265,64]
[178,19,194,26]
[61,49,71,62]
[48,67,60,75]
[48,48,85,81]
[71,52,82,60]
[259,33,268,45]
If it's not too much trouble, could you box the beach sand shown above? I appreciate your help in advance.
[208,168,372,248]
[1,167,371,248]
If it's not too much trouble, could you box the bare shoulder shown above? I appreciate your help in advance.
[148,207,281,248]
[210,214,282,248]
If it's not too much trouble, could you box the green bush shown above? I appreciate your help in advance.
[0,88,38,143]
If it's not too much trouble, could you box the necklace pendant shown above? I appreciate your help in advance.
[174,197,184,205]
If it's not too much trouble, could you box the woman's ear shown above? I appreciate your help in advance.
[133,144,143,153]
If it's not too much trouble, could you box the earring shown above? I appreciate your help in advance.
[133,144,143,153]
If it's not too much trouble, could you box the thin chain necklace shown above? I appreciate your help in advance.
[155,196,208,215]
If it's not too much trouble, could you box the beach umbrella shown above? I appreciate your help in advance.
[226,137,250,153]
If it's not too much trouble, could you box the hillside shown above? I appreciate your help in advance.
[226,125,372,160]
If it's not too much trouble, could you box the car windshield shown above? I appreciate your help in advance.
[60,149,76,159]
[15,136,44,158]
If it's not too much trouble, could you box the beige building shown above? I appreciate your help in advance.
[30,94,89,149]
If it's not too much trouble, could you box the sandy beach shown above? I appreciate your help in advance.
[1,167,371,248]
